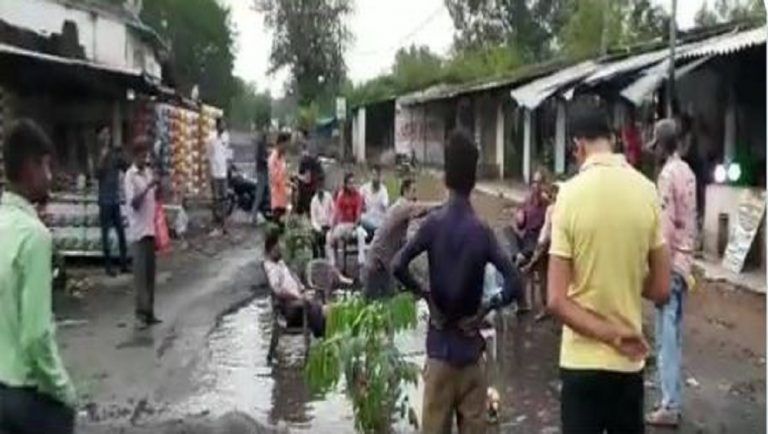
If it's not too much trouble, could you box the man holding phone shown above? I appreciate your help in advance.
[125,142,161,329]
[547,104,671,434]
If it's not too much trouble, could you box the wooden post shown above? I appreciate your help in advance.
[495,99,505,179]
[523,109,533,183]
[555,101,566,175]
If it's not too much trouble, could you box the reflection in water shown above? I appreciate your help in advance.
[163,287,568,433]
[268,359,312,427]
[172,296,566,432]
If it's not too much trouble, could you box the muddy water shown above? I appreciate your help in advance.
[171,294,435,433]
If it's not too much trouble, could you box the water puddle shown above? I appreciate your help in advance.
[172,296,428,433]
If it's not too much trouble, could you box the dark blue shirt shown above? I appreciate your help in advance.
[392,195,522,367]
[97,150,127,206]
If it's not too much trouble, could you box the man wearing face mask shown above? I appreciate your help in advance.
[0,120,77,433]
[547,104,671,434]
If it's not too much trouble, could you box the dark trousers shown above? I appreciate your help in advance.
[296,181,314,215]
[132,237,156,320]
[211,178,227,227]
[312,227,329,259]
[281,301,325,338]
[99,203,127,273]
[0,385,74,434]
[561,368,644,434]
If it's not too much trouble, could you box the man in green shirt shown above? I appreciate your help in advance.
[0,119,77,433]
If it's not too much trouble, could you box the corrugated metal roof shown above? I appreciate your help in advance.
[397,60,568,106]
[509,60,599,109]
[616,25,765,105]
[620,56,713,105]
[582,48,669,86]
[580,24,765,90]
[679,25,766,58]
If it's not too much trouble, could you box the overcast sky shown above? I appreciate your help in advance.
[225,0,709,96]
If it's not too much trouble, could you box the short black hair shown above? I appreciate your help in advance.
[344,172,354,184]
[371,163,381,173]
[264,229,280,252]
[568,103,612,141]
[400,178,414,196]
[4,119,53,182]
[659,133,678,157]
[444,130,478,195]
[276,132,290,145]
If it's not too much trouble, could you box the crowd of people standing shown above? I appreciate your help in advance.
[0,99,698,433]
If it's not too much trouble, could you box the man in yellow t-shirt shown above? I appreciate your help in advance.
[547,104,671,434]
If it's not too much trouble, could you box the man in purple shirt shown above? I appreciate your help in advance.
[392,130,522,433]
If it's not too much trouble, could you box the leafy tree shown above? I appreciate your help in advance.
[694,0,767,25]
[442,43,524,82]
[344,43,525,107]
[625,0,670,43]
[559,0,669,58]
[695,2,721,27]
[229,78,272,131]
[391,45,445,92]
[256,0,353,105]
[141,0,236,109]
[445,0,570,60]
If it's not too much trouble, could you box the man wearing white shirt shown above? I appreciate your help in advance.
[310,174,334,258]
[207,118,230,235]
[359,164,389,238]
[124,143,161,329]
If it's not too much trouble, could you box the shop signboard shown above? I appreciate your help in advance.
[722,189,766,273]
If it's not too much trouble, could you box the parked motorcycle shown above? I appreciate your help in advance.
[225,165,257,216]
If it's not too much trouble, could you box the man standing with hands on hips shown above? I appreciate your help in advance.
[547,103,671,434]
[392,130,522,433]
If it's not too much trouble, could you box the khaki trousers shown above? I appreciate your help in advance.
[422,358,487,434]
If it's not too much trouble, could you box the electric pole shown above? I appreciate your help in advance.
[667,0,678,117]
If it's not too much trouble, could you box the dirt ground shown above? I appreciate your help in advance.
[410,170,766,433]
[51,166,766,433]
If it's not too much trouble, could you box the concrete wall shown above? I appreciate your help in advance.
[351,107,366,163]
[0,0,161,78]
[395,93,508,177]
[394,101,446,166]
[476,94,499,178]
[703,184,765,270]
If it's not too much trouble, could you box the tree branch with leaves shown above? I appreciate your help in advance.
[256,0,353,105]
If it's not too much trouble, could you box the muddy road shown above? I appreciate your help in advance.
[55,171,765,433]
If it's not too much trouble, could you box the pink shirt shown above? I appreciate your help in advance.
[124,165,156,242]
[269,150,288,210]
[658,154,697,276]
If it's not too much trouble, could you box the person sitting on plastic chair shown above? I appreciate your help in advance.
[263,231,326,338]
[326,172,367,270]
[359,164,389,240]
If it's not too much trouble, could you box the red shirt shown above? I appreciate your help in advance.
[622,124,642,167]
[334,188,363,224]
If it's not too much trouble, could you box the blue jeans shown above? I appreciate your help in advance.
[655,272,686,412]
[252,170,269,218]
